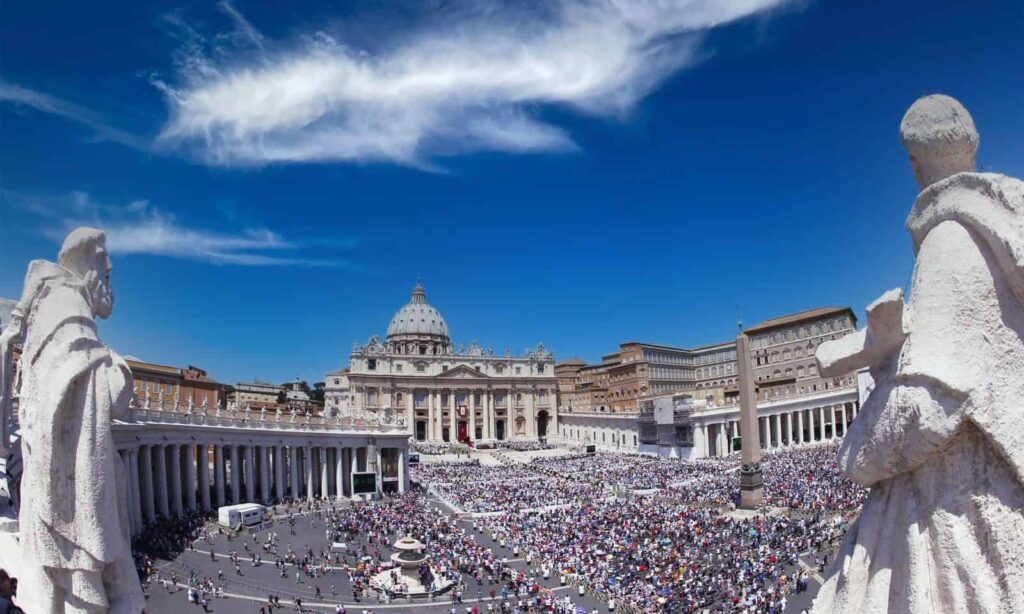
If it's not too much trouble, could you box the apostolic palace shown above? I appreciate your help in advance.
[325,281,558,443]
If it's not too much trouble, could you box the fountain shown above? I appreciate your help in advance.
[371,535,453,597]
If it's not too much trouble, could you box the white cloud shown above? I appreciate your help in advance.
[0,82,148,150]
[6,191,351,267]
[156,0,791,166]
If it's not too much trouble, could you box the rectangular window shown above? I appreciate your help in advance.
[367,359,377,370]
[395,364,403,372]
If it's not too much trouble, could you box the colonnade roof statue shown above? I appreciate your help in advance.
[0,228,144,613]
[812,95,1024,613]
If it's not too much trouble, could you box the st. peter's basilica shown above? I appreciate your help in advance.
[324,282,557,443]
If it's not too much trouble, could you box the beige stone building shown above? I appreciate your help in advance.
[557,306,860,458]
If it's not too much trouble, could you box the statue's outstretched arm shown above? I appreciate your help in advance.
[817,288,907,378]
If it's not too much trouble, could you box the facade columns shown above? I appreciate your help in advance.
[198,444,210,511]
[829,406,837,440]
[469,390,476,440]
[783,413,792,446]
[770,414,779,449]
[426,392,435,441]
[214,445,226,508]
[449,390,456,442]
[796,411,804,445]
[817,407,825,442]
[154,445,170,518]
[398,447,407,493]
[840,405,848,437]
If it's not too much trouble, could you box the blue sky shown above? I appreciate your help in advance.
[1,0,1022,384]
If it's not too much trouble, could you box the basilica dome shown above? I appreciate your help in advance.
[386,281,450,342]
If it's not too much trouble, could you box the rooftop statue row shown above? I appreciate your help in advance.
[351,336,554,360]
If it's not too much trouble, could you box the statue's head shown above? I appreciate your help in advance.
[59,227,114,319]
[900,94,978,190]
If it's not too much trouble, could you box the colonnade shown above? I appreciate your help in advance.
[700,401,858,457]
[115,441,409,535]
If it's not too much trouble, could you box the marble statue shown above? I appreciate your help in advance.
[0,228,144,613]
[813,95,1024,613]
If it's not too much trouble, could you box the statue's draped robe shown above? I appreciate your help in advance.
[18,267,143,613]
[813,173,1024,614]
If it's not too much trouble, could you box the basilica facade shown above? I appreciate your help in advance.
[325,282,557,443]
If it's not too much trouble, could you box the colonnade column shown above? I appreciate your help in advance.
[198,444,210,510]
[840,405,848,437]
[796,411,804,445]
[289,447,300,499]
[259,446,271,503]
[305,446,315,501]
[275,446,286,501]
[229,446,240,504]
[119,451,135,535]
[320,448,330,499]
[214,445,226,508]
[168,445,182,516]
[783,413,792,446]
[339,446,352,499]
[128,449,142,531]
[154,445,169,518]
[185,443,197,511]
[140,445,155,523]
[243,445,255,503]
[817,407,825,442]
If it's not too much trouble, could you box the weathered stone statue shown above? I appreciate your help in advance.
[0,228,143,613]
[813,95,1024,612]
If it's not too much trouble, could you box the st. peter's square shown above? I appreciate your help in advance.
[2,1,1023,613]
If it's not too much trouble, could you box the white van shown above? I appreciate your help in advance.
[217,503,266,529]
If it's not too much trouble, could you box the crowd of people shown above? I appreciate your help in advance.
[412,461,607,513]
[477,494,846,612]
[531,453,736,491]
[401,442,864,611]
[412,442,453,455]
[495,441,555,452]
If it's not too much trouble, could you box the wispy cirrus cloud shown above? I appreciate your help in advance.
[0,82,149,150]
[5,190,354,267]
[156,0,794,167]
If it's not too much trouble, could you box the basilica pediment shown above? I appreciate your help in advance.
[436,364,490,379]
